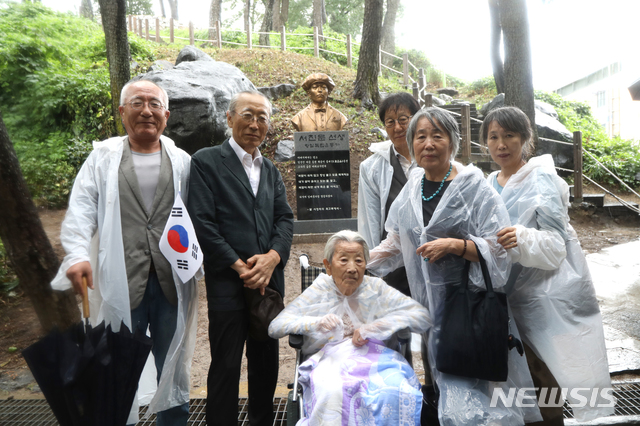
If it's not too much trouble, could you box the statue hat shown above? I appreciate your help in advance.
[301,73,336,93]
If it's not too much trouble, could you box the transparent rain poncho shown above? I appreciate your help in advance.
[50,136,199,423]
[368,162,542,425]
[488,154,613,422]
[268,273,432,356]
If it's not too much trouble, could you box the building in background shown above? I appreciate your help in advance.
[555,60,640,141]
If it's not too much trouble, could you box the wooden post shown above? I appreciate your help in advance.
[145,19,149,40]
[128,15,132,31]
[403,53,409,87]
[155,18,160,42]
[346,35,352,68]
[418,68,426,92]
[247,25,252,49]
[138,19,143,38]
[170,18,174,44]
[573,131,583,203]
[189,21,194,45]
[412,82,420,102]
[425,93,433,108]
[280,25,286,51]
[132,15,137,32]
[313,26,319,57]
[216,21,222,48]
[461,104,472,164]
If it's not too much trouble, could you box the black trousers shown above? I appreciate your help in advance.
[206,308,279,426]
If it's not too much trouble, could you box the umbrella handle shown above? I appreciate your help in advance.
[82,276,90,320]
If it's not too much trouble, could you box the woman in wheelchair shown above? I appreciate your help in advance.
[268,230,432,426]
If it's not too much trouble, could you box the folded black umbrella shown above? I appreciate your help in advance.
[23,279,152,426]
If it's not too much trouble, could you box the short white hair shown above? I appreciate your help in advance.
[323,230,370,264]
[120,80,169,109]
[225,90,272,138]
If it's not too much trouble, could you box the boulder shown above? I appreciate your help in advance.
[452,99,470,105]
[439,94,453,103]
[175,45,214,65]
[534,99,559,119]
[147,60,174,73]
[371,127,388,140]
[274,140,295,162]
[437,87,459,97]
[134,46,256,154]
[258,83,296,101]
[480,93,505,116]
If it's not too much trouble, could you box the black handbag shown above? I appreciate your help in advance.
[243,286,284,341]
[435,250,511,382]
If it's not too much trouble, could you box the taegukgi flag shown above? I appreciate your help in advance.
[159,193,202,283]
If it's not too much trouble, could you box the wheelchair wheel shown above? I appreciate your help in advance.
[286,389,300,426]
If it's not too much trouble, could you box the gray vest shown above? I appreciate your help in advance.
[118,139,177,309]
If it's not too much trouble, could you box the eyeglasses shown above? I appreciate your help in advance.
[127,99,165,111]
[233,111,270,126]
[384,115,412,128]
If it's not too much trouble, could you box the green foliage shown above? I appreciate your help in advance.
[0,241,18,296]
[461,76,498,106]
[0,1,114,206]
[535,90,640,189]
[126,0,153,15]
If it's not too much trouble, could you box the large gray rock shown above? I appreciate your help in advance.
[134,47,256,154]
[437,87,459,97]
[480,93,505,116]
[439,93,454,103]
[147,60,174,73]
[534,99,559,119]
[258,83,296,101]
[424,93,446,106]
[371,127,388,140]
[275,140,295,162]
[175,45,214,65]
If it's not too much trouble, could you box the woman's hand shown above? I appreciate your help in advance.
[416,238,456,263]
[317,313,342,332]
[497,227,518,249]
[352,329,368,347]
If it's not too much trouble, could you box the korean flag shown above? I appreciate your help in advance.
[159,193,202,283]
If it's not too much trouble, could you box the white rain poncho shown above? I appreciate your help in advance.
[488,154,613,422]
[368,162,542,425]
[268,273,432,356]
[50,136,199,423]
[358,140,414,248]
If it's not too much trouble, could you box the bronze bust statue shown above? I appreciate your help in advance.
[291,73,348,132]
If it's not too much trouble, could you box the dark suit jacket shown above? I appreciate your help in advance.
[187,139,294,311]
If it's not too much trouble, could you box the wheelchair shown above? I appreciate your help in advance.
[286,254,412,426]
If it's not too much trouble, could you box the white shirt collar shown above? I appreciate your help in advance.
[229,136,263,164]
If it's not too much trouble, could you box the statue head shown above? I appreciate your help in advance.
[301,73,336,105]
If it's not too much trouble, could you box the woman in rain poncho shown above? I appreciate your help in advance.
[482,106,613,424]
[367,107,542,425]
[268,230,432,426]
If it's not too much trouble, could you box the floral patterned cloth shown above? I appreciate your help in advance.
[297,338,422,426]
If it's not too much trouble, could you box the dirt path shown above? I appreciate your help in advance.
[0,206,638,400]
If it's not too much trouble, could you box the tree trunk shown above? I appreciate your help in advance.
[98,0,130,136]
[259,0,275,46]
[209,0,222,41]
[167,0,178,20]
[0,111,79,333]
[159,0,166,18]
[353,0,383,108]
[79,0,94,20]
[312,0,323,37]
[244,0,251,32]
[380,0,399,67]
[272,0,281,31]
[488,0,504,94]
[498,0,536,139]
[280,0,289,27]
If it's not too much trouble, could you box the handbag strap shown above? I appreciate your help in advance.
[460,248,495,294]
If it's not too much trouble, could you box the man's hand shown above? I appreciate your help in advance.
[231,258,251,276]
[240,250,281,295]
[66,261,93,295]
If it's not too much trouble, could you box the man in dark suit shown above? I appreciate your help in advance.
[187,91,294,426]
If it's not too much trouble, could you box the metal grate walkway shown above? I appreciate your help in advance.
[3,383,640,424]
[0,397,289,425]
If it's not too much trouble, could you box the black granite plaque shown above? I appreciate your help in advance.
[295,131,351,221]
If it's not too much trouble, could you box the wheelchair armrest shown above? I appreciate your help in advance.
[396,327,411,344]
[289,334,304,349]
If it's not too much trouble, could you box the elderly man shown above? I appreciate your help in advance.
[187,90,294,426]
[51,80,197,426]
[291,72,348,131]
